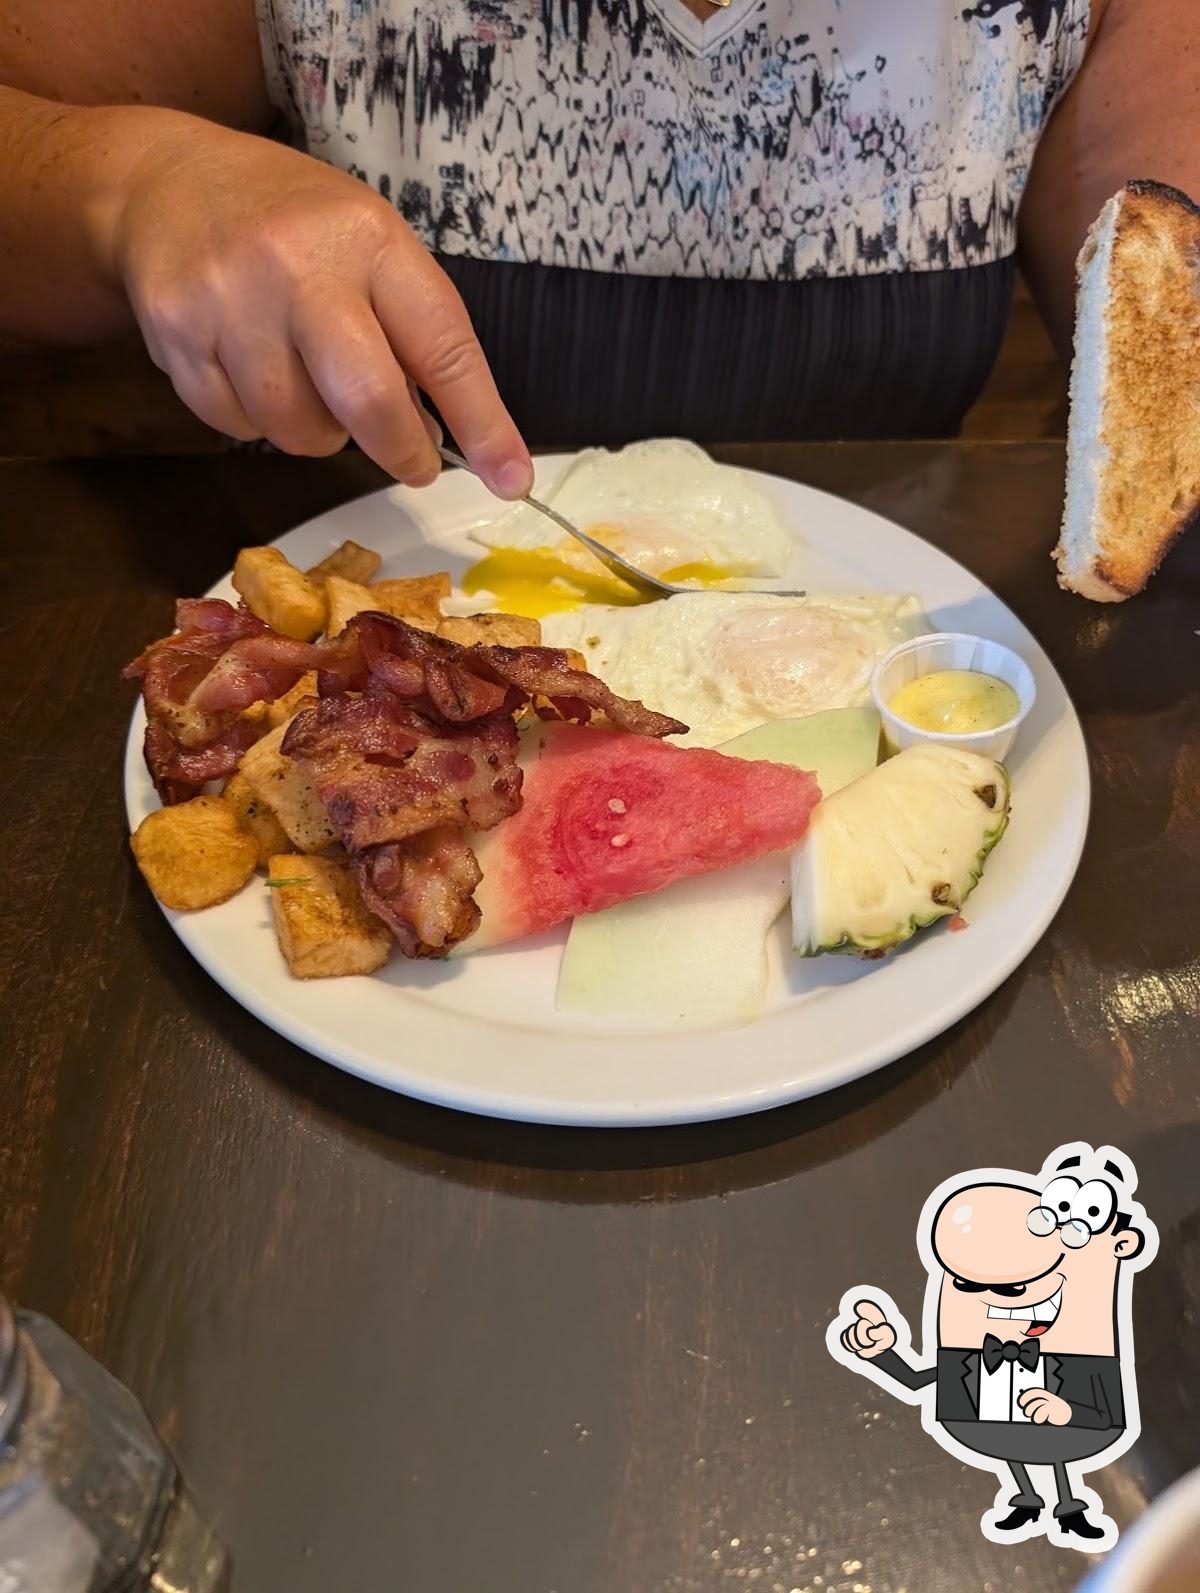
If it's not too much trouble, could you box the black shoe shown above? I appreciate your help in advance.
[993,1505,1042,1533]
[1057,1509,1106,1541]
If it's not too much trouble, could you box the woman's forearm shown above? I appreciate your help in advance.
[1019,0,1199,362]
[0,86,182,347]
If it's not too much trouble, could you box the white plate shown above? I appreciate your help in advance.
[124,456,1089,1126]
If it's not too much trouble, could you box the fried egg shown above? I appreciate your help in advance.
[465,440,793,616]
[542,591,928,747]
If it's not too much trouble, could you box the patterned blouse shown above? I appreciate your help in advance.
[255,1,1091,441]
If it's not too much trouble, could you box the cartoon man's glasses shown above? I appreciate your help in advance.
[1026,1174,1118,1248]
[1027,1205,1093,1247]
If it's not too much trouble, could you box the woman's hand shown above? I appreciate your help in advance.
[111,117,531,495]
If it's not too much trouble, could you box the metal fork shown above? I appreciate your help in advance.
[437,445,806,602]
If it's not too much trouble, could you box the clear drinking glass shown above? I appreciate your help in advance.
[0,1294,230,1592]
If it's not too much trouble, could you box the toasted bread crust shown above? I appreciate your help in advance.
[1126,178,1200,220]
[1055,180,1200,601]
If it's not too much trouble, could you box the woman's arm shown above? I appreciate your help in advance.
[1020,0,1200,362]
[0,1,531,495]
[0,0,269,129]
[0,0,268,345]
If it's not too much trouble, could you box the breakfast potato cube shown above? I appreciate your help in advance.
[325,571,451,635]
[238,723,337,853]
[266,670,320,728]
[233,546,326,641]
[222,771,291,867]
[323,573,377,637]
[307,539,381,587]
[370,573,451,630]
[438,612,541,649]
[563,648,588,673]
[130,795,257,911]
[267,854,392,978]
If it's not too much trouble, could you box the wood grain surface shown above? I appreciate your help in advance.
[1,444,1196,1593]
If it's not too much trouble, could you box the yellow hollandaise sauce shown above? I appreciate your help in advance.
[462,532,752,619]
[888,669,1019,734]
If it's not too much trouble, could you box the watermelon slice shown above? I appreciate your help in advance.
[455,722,821,954]
[556,708,881,1026]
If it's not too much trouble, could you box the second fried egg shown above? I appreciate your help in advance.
[542,591,928,747]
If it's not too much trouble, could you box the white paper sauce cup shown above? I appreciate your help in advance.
[871,632,1036,763]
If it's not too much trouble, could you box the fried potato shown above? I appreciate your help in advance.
[222,771,291,868]
[131,796,257,911]
[323,573,377,637]
[266,670,320,729]
[307,539,381,587]
[437,611,541,649]
[267,854,392,978]
[238,723,337,853]
[233,546,326,641]
[325,571,451,636]
[370,573,451,629]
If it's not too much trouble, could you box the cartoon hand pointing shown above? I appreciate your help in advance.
[840,1299,897,1359]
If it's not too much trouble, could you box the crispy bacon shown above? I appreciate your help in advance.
[127,599,320,798]
[124,598,267,685]
[282,694,522,850]
[126,597,689,952]
[143,718,263,805]
[126,626,250,751]
[324,613,686,738]
[477,644,686,737]
[357,828,483,956]
[189,633,322,715]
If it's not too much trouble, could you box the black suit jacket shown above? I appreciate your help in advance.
[872,1346,1125,1431]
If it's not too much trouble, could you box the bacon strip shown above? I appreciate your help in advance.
[320,613,686,738]
[356,828,483,957]
[143,718,263,806]
[477,643,685,737]
[127,597,689,954]
[282,694,522,850]
[189,633,322,715]
[126,599,321,796]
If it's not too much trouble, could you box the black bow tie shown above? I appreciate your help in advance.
[982,1333,1040,1374]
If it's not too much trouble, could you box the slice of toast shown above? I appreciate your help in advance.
[1055,180,1200,601]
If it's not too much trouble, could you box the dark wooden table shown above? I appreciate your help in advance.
[2,443,1197,1593]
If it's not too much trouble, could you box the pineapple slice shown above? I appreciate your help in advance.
[791,743,1010,957]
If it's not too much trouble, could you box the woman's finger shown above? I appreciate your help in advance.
[164,350,261,442]
[291,293,438,484]
[371,242,530,498]
[218,329,349,458]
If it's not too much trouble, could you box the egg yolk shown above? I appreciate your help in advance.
[462,533,754,619]
[889,669,1019,734]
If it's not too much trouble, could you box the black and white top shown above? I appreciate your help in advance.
[255,1,1092,441]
